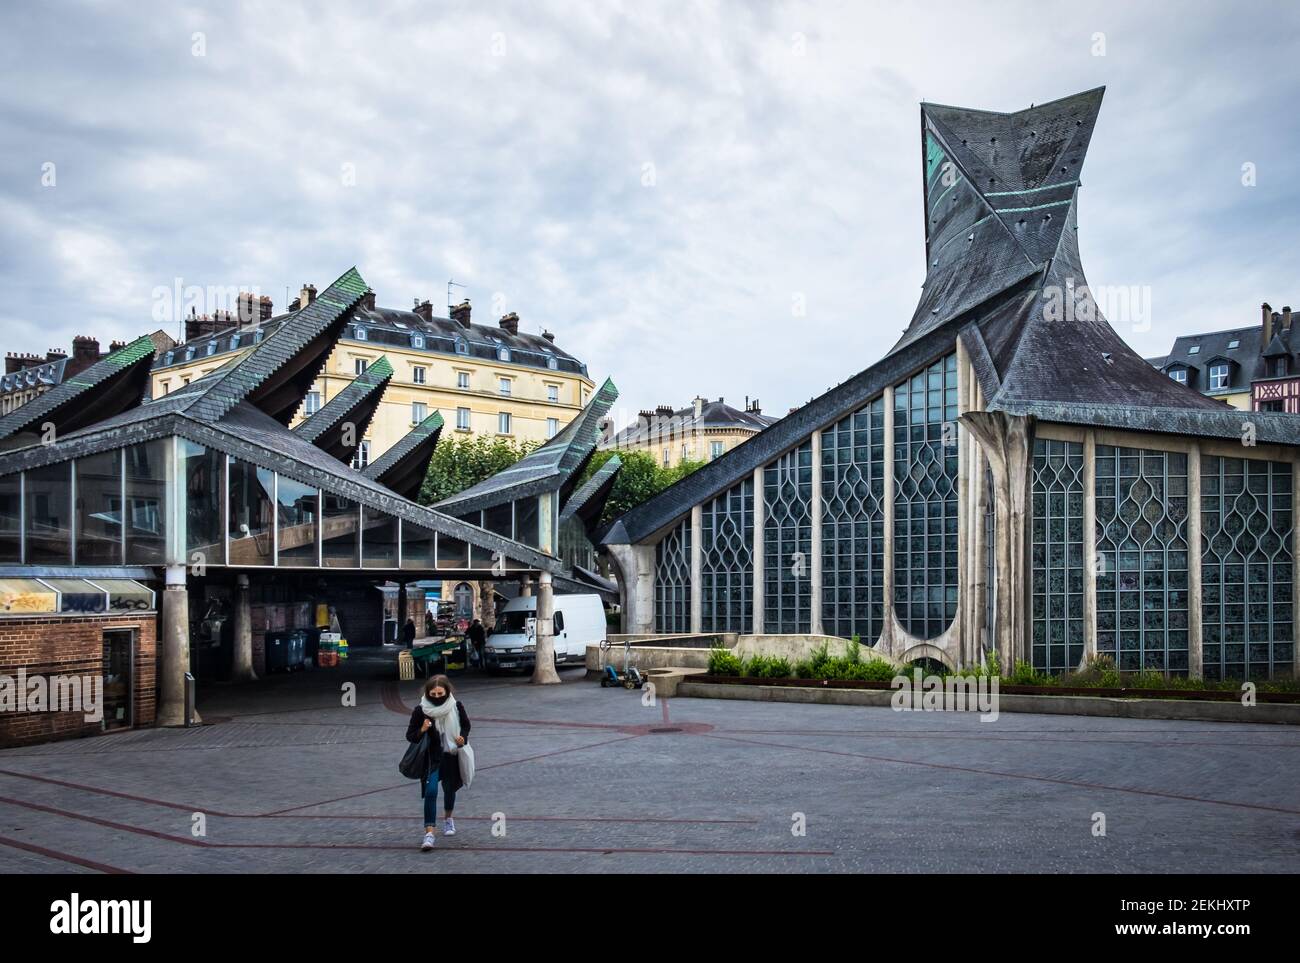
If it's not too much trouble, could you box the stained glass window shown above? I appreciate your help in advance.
[654,518,691,633]
[1095,446,1189,674]
[1031,439,1085,673]
[1201,457,1293,680]
[821,398,886,642]
[764,442,812,634]
[892,354,959,638]
[701,480,754,632]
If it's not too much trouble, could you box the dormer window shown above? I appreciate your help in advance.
[411,333,424,349]
[1276,357,1289,378]
[1208,362,1230,391]
[354,325,367,341]
[1169,367,1188,385]
[455,338,468,356]
[547,356,558,370]
[1188,345,1200,355]
[206,341,217,356]
[230,333,241,349]
[185,347,196,361]
[1227,339,1240,350]
[164,351,174,365]
[497,345,511,362]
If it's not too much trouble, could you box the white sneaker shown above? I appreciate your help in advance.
[443,818,456,837]
[421,831,436,851]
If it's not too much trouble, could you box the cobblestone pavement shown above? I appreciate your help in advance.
[1,647,1298,873]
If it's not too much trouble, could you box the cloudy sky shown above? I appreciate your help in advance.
[3,0,1298,427]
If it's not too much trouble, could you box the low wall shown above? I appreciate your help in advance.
[676,681,1300,725]
[585,642,713,673]
[734,635,889,664]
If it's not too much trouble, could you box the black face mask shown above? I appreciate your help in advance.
[430,694,449,706]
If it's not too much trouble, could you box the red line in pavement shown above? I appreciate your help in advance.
[0,795,825,859]
[262,733,642,815]
[702,733,1300,816]
[0,834,133,874]
[0,767,219,815]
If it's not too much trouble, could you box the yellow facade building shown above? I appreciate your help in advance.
[603,396,776,468]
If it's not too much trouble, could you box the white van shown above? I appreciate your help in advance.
[483,593,607,672]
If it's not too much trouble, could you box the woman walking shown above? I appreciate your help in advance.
[405,674,470,851]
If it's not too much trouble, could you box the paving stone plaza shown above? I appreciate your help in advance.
[1,651,1295,874]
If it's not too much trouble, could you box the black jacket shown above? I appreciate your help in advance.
[406,701,471,793]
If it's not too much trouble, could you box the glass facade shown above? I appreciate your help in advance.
[228,458,275,566]
[25,461,72,565]
[821,397,886,642]
[515,496,540,549]
[654,517,691,633]
[182,441,225,567]
[402,521,437,570]
[701,479,754,633]
[321,493,360,567]
[892,353,959,638]
[0,473,19,564]
[75,450,123,565]
[764,441,812,634]
[1095,446,1189,674]
[362,507,399,568]
[1201,457,1294,680]
[276,475,319,567]
[1031,439,1086,674]
[124,441,167,564]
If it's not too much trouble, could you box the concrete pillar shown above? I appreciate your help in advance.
[809,429,823,635]
[962,411,1036,671]
[519,575,532,597]
[751,466,765,635]
[1082,431,1098,665]
[397,578,409,646]
[955,340,973,667]
[690,505,703,633]
[156,563,196,727]
[1294,461,1300,680]
[606,543,655,634]
[231,573,256,682]
[1187,443,1203,680]
[531,571,561,684]
[478,581,495,632]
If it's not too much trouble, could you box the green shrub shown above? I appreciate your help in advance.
[708,647,743,676]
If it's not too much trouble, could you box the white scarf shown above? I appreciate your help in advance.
[420,694,461,753]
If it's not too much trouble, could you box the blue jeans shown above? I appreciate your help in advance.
[423,767,456,826]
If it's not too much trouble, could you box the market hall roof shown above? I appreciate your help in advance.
[362,409,444,501]
[0,267,565,576]
[435,376,620,517]
[602,86,1295,548]
[561,454,622,532]
[0,335,158,450]
[292,354,393,462]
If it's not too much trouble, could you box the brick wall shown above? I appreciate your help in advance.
[0,613,158,748]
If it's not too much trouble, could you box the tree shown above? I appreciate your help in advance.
[418,434,539,505]
[580,450,705,526]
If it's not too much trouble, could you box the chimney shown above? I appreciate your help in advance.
[237,292,256,326]
[70,336,100,377]
[693,396,704,419]
[45,349,68,364]
[299,283,317,309]
[259,295,274,322]
[360,288,377,312]
[1284,306,1293,331]
[498,312,519,336]
[541,329,555,343]
[5,353,24,375]
[450,300,472,329]
[414,299,434,323]
[106,342,124,354]
[1263,302,1273,346]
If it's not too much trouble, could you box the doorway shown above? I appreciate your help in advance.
[101,629,133,730]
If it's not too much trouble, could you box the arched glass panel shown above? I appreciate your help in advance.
[892,353,958,638]
[1031,439,1085,674]
[764,441,812,634]
[654,518,691,633]
[822,397,885,642]
[701,480,753,633]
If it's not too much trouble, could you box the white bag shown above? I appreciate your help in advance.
[454,743,475,789]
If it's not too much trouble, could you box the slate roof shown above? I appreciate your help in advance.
[560,455,622,530]
[0,335,157,448]
[153,302,589,379]
[603,87,1285,548]
[436,376,619,516]
[362,409,444,501]
[0,266,564,575]
[607,399,775,447]
[293,355,393,461]
[1152,325,1268,397]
